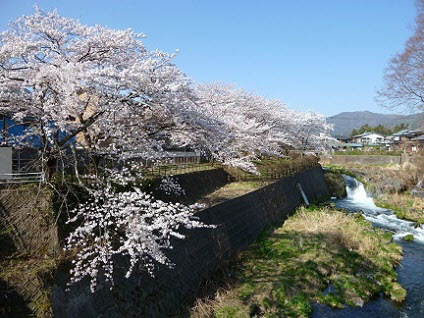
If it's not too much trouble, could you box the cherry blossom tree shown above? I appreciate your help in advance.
[0,6,332,173]
[65,166,211,292]
[0,7,333,292]
[0,6,208,178]
[287,110,334,152]
[192,82,333,167]
[192,83,288,163]
[0,7,216,292]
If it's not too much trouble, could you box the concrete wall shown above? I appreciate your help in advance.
[51,166,330,318]
[0,147,12,178]
[329,155,401,165]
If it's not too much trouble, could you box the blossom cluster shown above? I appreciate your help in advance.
[65,169,212,292]
[158,175,186,196]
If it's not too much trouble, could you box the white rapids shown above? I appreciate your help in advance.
[337,175,424,244]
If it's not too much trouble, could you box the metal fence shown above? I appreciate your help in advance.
[141,162,221,178]
[229,161,321,182]
[140,157,320,180]
[2,147,320,184]
[0,172,45,184]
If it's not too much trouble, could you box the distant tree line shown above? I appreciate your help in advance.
[350,123,408,137]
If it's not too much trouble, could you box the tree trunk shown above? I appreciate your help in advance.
[44,156,57,182]
[88,153,100,176]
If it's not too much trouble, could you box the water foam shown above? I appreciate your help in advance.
[340,175,424,243]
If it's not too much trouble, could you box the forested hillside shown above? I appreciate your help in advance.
[327,111,424,136]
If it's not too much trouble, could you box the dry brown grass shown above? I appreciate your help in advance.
[376,192,424,223]
[189,288,248,318]
[284,208,402,263]
[0,256,58,317]
[198,181,271,206]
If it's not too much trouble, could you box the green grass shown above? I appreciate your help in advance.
[324,164,356,178]
[374,199,410,221]
[190,207,404,318]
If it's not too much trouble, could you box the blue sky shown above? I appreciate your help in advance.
[0,0,417,116]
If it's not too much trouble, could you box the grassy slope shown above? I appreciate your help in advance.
[190,207,404,318]
[375,193,424,224]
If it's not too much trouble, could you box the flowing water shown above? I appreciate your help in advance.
[312,175,424,318]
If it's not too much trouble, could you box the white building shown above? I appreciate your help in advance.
[352,132,385,144]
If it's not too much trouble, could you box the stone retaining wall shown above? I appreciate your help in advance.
[51,166,330,318]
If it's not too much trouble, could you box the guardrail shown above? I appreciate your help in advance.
[0,172,45,184]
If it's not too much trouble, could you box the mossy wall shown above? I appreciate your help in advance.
[324,171,347,198]
[0,185,59,318]
[0,185,59,257]
[51,166,330,318]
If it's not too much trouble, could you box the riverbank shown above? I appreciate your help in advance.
[324,163,415,194]
[323,163,424,224]
[375,193,424,224]
[188,206,404,318]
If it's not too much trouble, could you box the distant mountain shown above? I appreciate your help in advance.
[327,111,424,137]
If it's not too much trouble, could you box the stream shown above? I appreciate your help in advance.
[312,175,424,318]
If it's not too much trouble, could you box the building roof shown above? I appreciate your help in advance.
[342,143,363,147]
[333,135,351,141]
[352,132,371,138]
[413,135,424,141]
[392,128,423,137]
[352,132,384,138]
[392,129,411,136]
